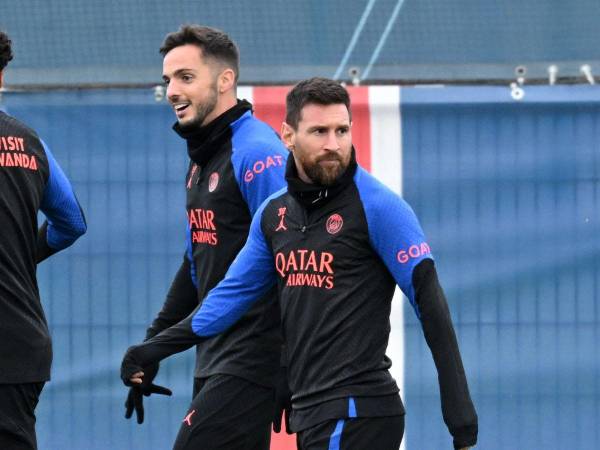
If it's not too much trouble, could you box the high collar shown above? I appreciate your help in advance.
[173,99,253,167]
[285,148,358,210]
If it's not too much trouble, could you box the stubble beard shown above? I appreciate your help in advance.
[178,83,219,130]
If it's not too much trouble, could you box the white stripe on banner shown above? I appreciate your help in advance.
[368,85,406,450]
[369,86,402,191]
[238,86,253,105]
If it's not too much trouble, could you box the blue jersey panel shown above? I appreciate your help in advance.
[230,111,288,216]
[39,140,86,249]
[354,167,432,316]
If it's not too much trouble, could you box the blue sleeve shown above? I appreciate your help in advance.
[354,168,432,317]
[191,192,281,336]
[231,130,288,216]
[39,140,87,250]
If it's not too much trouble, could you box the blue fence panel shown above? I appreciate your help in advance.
[401,85,600,450]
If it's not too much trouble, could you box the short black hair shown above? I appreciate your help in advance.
[160,25,239,82]
[285,77,352,129]
[0,30,13,72]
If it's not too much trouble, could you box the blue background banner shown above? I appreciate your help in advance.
[402,85,600,449]
[1,85,598,449]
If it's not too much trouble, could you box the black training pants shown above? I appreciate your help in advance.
[297,415,405,450]
[0,382,45,450]
[173,374,275,450]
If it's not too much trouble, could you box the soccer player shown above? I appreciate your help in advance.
[121,25,289,450]
[0,30,87,450]
[122,77,478,449]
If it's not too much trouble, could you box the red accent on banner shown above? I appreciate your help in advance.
[253,86,291,134]
[347,86,371,172]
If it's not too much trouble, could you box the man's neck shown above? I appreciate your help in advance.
[202,94,237,127]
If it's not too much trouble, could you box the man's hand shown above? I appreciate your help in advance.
[121,345,145,386]
[272,366,292,434]
[121,348,172,424]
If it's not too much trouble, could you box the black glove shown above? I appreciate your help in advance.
[121,321,202,423]
[121,345,145,386]
[124,361,172,424]
[272,366,292,434]
[121,345,172,424]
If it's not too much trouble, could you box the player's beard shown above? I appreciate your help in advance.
[179,81,219,130]
[300,152,350,186]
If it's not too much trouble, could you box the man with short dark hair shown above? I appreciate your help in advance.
[122,77,478,449]
[122,25,289,450]
[0,30,87,450]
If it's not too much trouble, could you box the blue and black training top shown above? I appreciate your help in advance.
[0,110,86,383]
[145,100,288,387]
[133,150,478,448]
[189,153,477,447]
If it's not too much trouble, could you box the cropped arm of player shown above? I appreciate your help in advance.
[356,170,478,450]
[120,194,280,387]
[36,140,87,263]
[122,255,197,423]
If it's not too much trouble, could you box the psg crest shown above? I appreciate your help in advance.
[326,213,343,234]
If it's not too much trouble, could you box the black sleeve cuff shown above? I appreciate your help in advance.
[36,221,58,263]
[452,423,478,449]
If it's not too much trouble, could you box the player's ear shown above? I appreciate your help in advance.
[0,70,4,89]
[281,122,296,151]
[218,68,235,94]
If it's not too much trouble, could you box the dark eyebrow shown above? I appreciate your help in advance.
[306,125,327,132]
[306,124,349,132]
[175,68,193,75]
[163,68,195,81]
